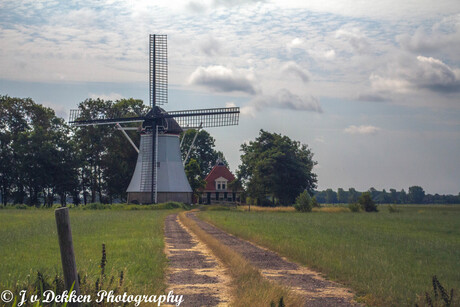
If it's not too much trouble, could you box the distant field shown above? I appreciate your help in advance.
[0,208,175,294]
[199,205,460,306]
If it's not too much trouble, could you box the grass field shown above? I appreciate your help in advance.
[0,207,176,295]
[199,205,460,306]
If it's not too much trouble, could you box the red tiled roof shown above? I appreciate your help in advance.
[202,165,236,191]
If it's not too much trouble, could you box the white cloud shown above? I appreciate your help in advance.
[89,92,124,101]
[188,65,257,94]
[370,55,460,94]
[335,26,370,53]
[344,125,380,135]
[241,88,322,117]
[397,14,460,61]
[199,36,223,56]
[282,62,310,83]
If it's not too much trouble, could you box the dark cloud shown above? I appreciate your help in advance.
[189,65,257,94]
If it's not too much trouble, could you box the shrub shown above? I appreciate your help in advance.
[348,202,361,212]
[294,191,312,212]
[359,192,378,212]
[311,196,320,208]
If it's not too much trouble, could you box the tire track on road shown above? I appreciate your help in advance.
[164,214,232,306]
[187,211,358,307]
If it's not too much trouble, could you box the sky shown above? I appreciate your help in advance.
[1,0,459,194]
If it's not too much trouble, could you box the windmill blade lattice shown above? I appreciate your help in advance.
[150,34,167,107]
[68,109,145,126]
[167,107,240,128]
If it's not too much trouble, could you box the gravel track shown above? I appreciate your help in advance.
[187,212,358,307]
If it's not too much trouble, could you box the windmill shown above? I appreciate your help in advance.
[69,34,239,204]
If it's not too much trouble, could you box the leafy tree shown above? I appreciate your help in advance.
[337,188,347,203]
[238,130,317,205]
[294,190,312,212]
[325,188,337,204]
[185,158,206,202]
[0,96,80,206]
[180,129,225,178]
[348,188,359,203]
[408,186,425,204]
[359,192,378,212]
[399,189,407,204]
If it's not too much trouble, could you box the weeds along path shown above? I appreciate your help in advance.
[187,212,358,307]
[164,214,232,306]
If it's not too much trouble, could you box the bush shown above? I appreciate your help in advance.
[294,191,312,212]
[359,192,378,212]
[311,196,320,208]
[387,204,400,213]
[348,202,361,212]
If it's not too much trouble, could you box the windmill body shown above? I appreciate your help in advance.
[126,132,192,204]
[69,35,239,204]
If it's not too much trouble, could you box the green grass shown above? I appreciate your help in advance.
[199,205,460,306]
[0,207,177,294]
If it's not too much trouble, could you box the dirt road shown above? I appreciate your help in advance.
[164,212,358,306]
[164,214,232,306]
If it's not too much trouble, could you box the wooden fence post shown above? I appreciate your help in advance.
[55,207,80,299]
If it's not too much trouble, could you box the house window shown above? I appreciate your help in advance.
[216,180,227,191]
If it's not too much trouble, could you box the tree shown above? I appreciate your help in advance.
[185,158,206,202]
[359,192,378,212]
[348,188,359,203]
[337,188,347,203]
[325,188,337,204]
[238,130,317,205]
[408,186,425,204]
[180,129,225,178]
[0,96,80,206]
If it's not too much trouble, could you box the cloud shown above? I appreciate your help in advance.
[344,125,380,135]
[335,27,370,53]
[188,65,257,94]
[199,36,223,56]
[414,56,460,93]
[286,38,303,52]
[397,14,460,61]
[241,88,322,117]
[89,92,124,101]
[356,93,388,102]
[282,62,310,83]
[370,55,460,94]
[186,1,209,13]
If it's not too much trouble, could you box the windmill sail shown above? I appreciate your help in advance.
[150,34,167,107]
[68,34,240,204]
[166,107,240,128]
[68,109,145,126]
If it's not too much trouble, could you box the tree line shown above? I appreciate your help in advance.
[2,95,456,207]
[0,95,225,206]
[314,186,460,205]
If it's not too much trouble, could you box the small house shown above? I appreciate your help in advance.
[199,160,242,204]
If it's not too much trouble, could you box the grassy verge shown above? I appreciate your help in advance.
[0,207,178,296]
[199,205,460,306]
[178,211,302,307]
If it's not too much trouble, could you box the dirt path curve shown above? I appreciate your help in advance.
[187,212,358,307]
[164,214,232,306]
